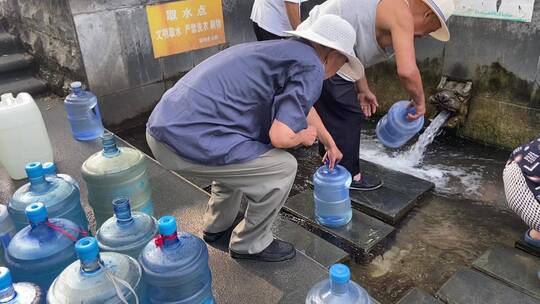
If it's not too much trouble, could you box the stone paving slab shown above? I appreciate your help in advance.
[350,159,435,225]
[284,191,394,257]
[436,268,540,304]
[516,238,540,258]
[0,97,330,303]
[397,288,443,304]
[472,244,540,300]
[272,215,349,268]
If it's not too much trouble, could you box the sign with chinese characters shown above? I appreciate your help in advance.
[146,0,226,58]
[454,0,536,22]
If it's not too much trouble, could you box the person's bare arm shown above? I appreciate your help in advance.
[306,108,343,169]
[355,75,379,118]
[285,1,301,30]
[381,3,425,120]
[269,119,316,148]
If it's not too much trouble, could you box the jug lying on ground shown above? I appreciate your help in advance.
[139,216,214,304]
[47,237,144,304]
[306,264,372,304]
[8,162,88,231]
[313,164,352,227]
[0,92,53,180]
[96,197,157,259]
[6,203,82,293]
[42,162,80,190]
[376,100,424,148]
[82,133,154,227]
[64,82,104,141]
[0,267,43,304]
[0,205,16,268]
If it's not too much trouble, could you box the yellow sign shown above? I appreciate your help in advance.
[146,0,226,58]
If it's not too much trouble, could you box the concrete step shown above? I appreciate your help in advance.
[0,33,21,55]
[272,215,349,268]
[0,53,33,74]
[516,237,540,258]
[283,191,394,259]
[436,268,540,304]
[397,288,443,304]
[350,159,434,225]
[472,244,540,300]
[0,73,47,96]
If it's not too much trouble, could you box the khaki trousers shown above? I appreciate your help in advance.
[146,132,297,254]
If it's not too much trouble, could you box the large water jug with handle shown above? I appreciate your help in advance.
[139,216,214,304]
[306,264,372,304]
[81,133,154,227]
[9,162,88,232]
[0,92,53,180]
[313,164,352,227]
[376,100,424,148]
[47,237,144,304]
[6,203,82,293]
[64,82,104,141]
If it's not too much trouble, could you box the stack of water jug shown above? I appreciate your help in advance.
[0,85,376,303]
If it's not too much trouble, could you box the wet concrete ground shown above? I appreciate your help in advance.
[118,119,528,303]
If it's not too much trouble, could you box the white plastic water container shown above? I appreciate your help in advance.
[0,93,53,180]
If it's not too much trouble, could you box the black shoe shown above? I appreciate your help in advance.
[350,173,383,191]
[203,227,233,243]
[230,239,296,262]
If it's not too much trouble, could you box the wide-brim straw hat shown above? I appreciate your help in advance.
[423,0,455,41]
[285,14,365,81]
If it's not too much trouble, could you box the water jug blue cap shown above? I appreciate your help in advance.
[42,162,57,175]
[158,216,177,236]
[0,267,13,290]
[76,237,99,264]
[25,202,47,224]
[70,81,82,89]
[330,264,350,284]
[25,162,44,179]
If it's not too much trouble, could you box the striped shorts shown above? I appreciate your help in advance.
[503,162,540,231]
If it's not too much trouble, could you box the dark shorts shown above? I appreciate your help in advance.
[252,22,284,41]
[315,75,363,176]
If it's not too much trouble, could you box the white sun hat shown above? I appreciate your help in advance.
[423,0,455,41]
[285,14,364,81]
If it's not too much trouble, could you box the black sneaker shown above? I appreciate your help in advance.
[203,226,234,243]
[229,239,296,262]
[350,173,383,191]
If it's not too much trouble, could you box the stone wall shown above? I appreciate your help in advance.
[0,0,86,95]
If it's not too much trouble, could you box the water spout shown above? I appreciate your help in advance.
[429,77,473,129]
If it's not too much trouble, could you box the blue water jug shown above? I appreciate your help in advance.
[82,133,154,227]
[96,197,157,259]
[6,203,82,292]
[376,100,424,148]
[64,81,104,141]
[8,162,88,231]
[306,264,372,304]
[47,237,144,303]
[139,216,214,304]
[42,162,80,191]
[0,267,43,304]
[0,205,16,268]
[313,164,352,227]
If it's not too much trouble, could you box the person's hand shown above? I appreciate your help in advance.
[323,145,343,171]
[407,99,425,121]
[358,90,378,118]
[300,125,317,146]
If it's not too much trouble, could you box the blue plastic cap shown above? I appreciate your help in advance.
[25,202,47,224]
[70,81,82,89]
[0,267,13,290]
[76,237,99,264]
[330,264,350,284]
[42,162,57,175]
[158,216,177,236]
[25,162,43,179]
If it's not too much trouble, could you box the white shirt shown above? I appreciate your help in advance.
[251,0,308,37]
